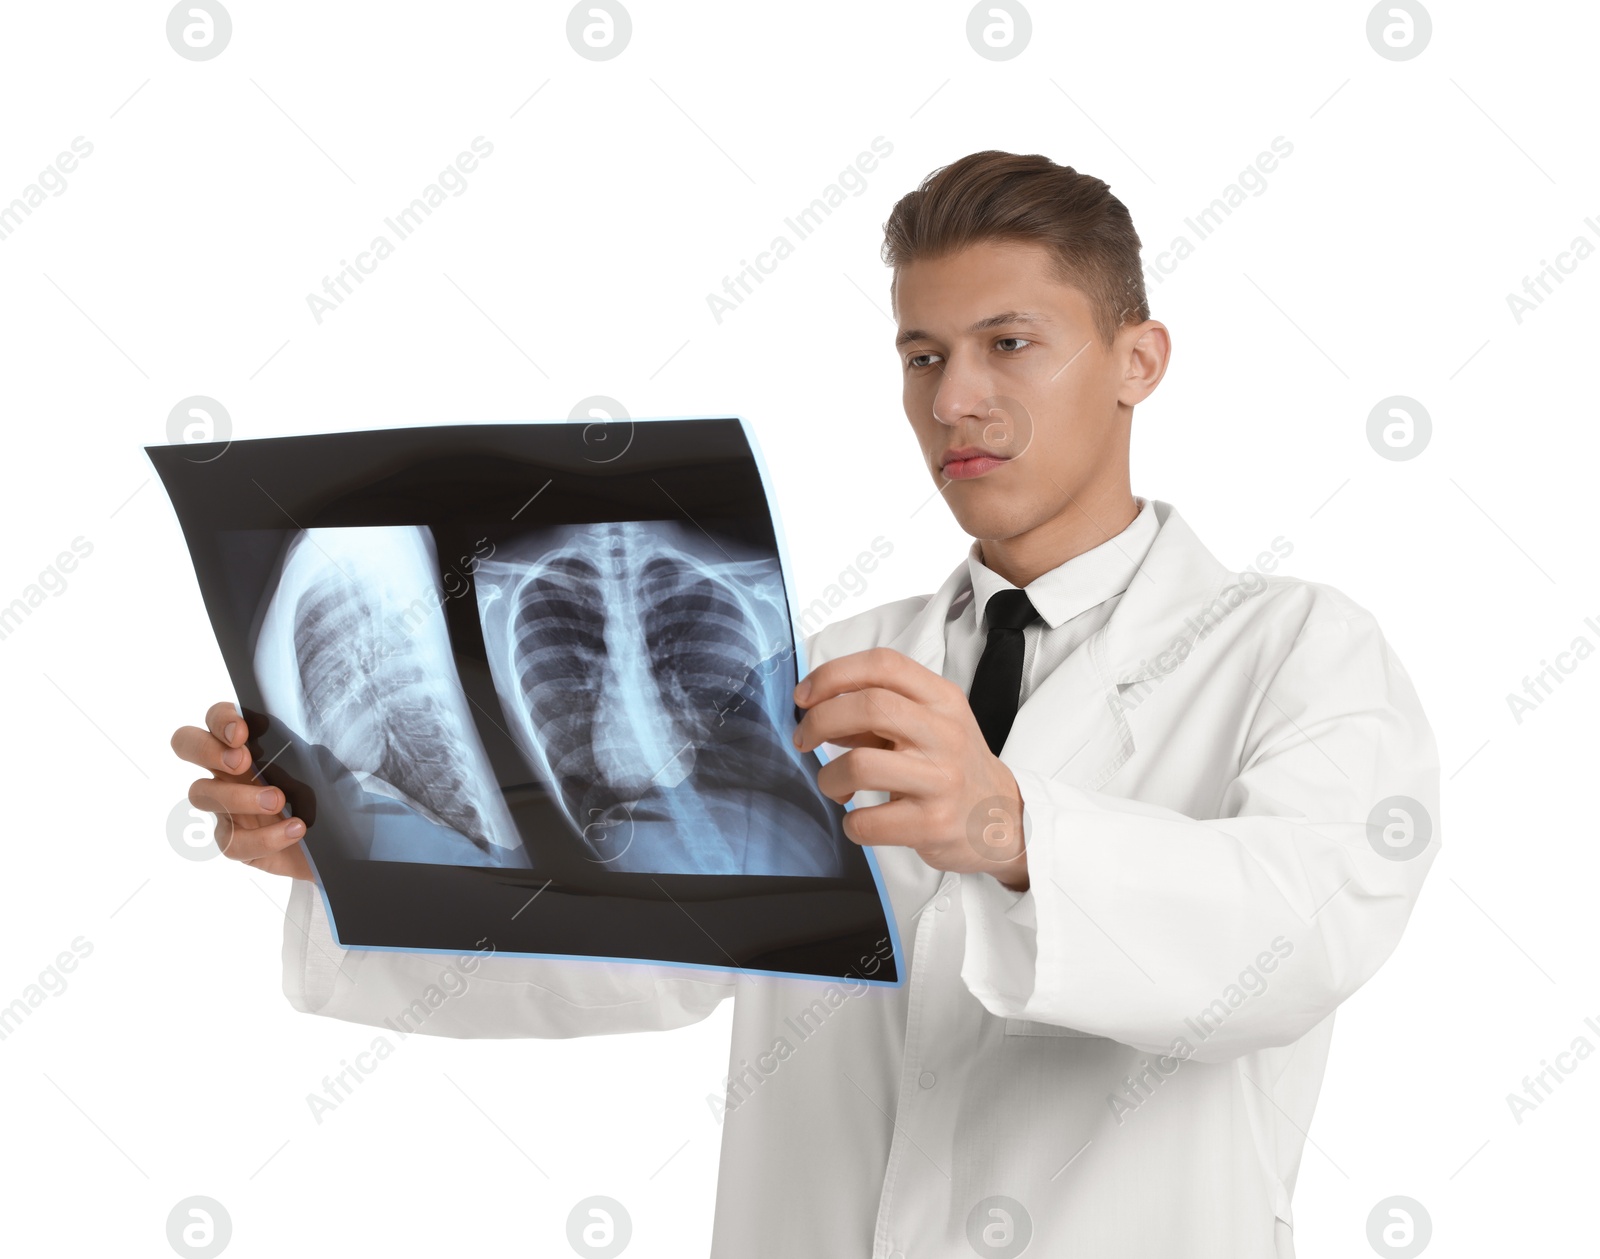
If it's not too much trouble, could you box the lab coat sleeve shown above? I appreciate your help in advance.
[959,597,1440,1063]
[282,878,735,1039]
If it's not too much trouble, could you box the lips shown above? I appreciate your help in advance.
[940,446,1011,480]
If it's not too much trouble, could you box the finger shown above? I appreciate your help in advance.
[816,747,945,804]
[245,845,315,880]
[839,797,926,847]
[796,646,958,711]
[171,725,253,776]
[205,701,248,747]
[189,777,286,818]
[217,813,307,863]
[812,732,891,753]
[796,688,938,753]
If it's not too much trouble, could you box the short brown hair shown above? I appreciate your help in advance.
[881,151,1149,346]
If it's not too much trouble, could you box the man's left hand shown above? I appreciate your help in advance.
[793,647,1030,892]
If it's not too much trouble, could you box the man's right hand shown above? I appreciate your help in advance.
[170,702,312,880]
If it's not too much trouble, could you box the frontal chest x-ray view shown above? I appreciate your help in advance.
[149,419,901,985]
[473,520,845,877]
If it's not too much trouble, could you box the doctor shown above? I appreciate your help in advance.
[170,150,1439,1258]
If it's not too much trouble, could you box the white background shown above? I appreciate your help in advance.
[1,1,1596,1255]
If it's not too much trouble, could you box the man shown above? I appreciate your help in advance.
[171,150,1439,1257]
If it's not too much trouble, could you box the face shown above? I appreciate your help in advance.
[893,239,1167,546]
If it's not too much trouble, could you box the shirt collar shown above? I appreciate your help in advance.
[963,496,1159,630]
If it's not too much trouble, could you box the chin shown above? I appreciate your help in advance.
[945,495,1036,544]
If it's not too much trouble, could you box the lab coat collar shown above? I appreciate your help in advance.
[882,500,1235,787]
[1098,500,1236,685]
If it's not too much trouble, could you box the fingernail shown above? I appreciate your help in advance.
[258,789,280,810]
[794,678,811,704]
[224,721,239,743]
[285,819,306,839]
[222,748,243,770]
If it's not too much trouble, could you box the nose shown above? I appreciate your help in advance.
[929,353,994,429]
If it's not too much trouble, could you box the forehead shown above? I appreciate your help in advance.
[892,239,1093,334]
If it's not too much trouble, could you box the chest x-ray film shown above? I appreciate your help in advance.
[148,418,902,986]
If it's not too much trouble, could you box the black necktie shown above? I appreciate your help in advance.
[967,588,1042,756]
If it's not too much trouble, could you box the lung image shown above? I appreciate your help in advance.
[475,519,846,876]
[253,525,528,867]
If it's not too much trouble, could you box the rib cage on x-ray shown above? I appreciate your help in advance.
[476,521,844,876]
[254,526,523,860]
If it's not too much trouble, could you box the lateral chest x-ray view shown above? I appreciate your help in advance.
[149,419,901,985]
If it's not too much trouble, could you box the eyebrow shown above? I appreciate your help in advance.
[894,310,1052,349]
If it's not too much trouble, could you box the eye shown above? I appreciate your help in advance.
[995,337,1032,353]
[906,352,943,370]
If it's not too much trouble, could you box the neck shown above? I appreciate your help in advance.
[979,482,1140,587]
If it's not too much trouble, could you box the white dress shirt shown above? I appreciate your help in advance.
[282,499,1440,1258]
[942,496,1158,710]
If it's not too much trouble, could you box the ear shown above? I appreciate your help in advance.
[1116,320,1171,407]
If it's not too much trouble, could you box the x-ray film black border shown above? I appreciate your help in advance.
[146,418,903,986]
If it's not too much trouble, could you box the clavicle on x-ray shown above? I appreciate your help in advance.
[254,524,529,867]
[475,520,845,877]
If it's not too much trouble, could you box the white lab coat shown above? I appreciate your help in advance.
[282,500,1439,1257]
